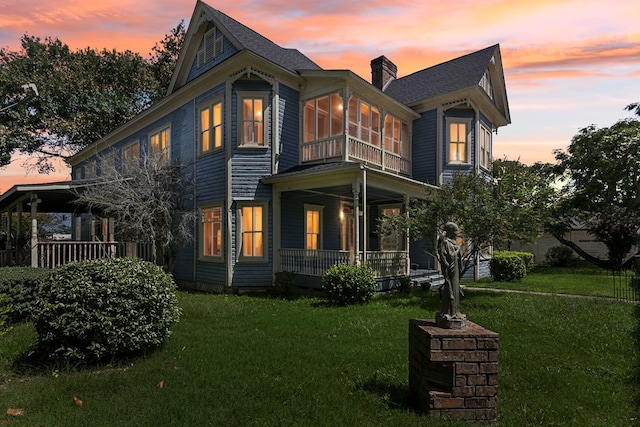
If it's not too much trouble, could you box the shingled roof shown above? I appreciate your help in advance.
[202,2,321,72]
[384,45,499,106]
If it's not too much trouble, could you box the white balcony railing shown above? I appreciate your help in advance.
[36,241,154,269]
[301,135,410,175]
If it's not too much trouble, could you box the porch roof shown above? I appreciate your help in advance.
[0,180,91,213]
[262,162,438,200]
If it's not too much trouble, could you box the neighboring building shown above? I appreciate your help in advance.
[61,1,511,291]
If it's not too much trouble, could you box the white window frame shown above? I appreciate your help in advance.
[379,204,403,251]
[479,124,492,170]
[237,201,268,262]
[304,204,323,251]
[199,98,224,154]
[200,204,224,260]
[122,140,140,173]
[237,92,268,148]
[197,27,223,68]
[84,161,97,179]
[446,118,472,165]
[149,125,171,162]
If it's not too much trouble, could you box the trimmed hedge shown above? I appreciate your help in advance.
[33,258,181,362]
[490,250,529,282]
[0,267,50,324]
[322,263,377,305]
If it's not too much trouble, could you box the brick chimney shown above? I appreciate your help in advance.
[371,56,397,90]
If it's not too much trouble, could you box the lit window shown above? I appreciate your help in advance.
[122,142,139,172]
[202,206,223,257]
[241,205,264,258]
[241,97,264,146]
[200,100,223,153]
[150,126,170,162]
[380,206,402,251]
[347,95,380,146]
[302,92,344,142]
[447,120,469,163]
[305,205,323,250]
[384,114,408,154]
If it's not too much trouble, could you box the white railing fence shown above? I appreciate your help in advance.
[37,241,154,269]
[279,248,407,278]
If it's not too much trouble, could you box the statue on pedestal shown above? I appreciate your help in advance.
[435,222,467,329]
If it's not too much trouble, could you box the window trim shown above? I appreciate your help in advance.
[237,91,269,148]
[199,204,224,261]
[236,200,269,262]
[121,140,140,173]
[198,97,224,155]
[446,117,472,165]
[304,204,324,251]
[379,204,403,251]
[479,124,492,170]
[149,124,171,162]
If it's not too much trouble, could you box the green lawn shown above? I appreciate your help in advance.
[1,283,639,426]
[466,265,626,298]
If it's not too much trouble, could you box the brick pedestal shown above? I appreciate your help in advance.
[409,319,499,421]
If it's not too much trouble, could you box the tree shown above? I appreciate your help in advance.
[73,152,196,272]
[552,104,640,270]
[381,161,554,276]
[0,24,185,173]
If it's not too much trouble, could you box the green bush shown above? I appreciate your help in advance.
[0,267,50,324]
[0,294,10,339]
[545,245,578,267]
[512,251,535,273]
[490,250,527,282]
[33,258,181,362]
[322,263,377,305]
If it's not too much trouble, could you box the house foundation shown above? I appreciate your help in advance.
[408,319,499,421]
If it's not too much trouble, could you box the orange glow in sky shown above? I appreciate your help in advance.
[1,0,639,193]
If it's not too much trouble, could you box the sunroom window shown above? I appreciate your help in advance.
[348,95,380,146]
[303,92,343,142]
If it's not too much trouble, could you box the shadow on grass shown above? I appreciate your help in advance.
[354,370,415,413]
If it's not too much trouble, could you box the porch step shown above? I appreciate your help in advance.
[410,269,445,291]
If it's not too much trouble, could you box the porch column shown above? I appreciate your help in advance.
[362,168,367,266]
[404,193,411,276]
[16,201,22,264]
[352,181,360,266]
[30,193,40,268]
[272,187,282,274]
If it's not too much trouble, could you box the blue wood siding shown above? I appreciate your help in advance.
[280,194,341,250]
[411,109,437,185]
[277,84,300,172]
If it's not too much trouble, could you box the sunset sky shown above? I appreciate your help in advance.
[1,0,639,193]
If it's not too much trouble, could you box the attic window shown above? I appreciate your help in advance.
[479,69,493,100]
[197,27,223,67]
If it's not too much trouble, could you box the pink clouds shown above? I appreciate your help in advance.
[1,0,639,191]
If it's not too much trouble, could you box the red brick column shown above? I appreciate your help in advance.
[409,319,499,421]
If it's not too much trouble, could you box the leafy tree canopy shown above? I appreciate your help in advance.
[552,104,640,269]
[0,23,185,174]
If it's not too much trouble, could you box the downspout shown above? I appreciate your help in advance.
[192,98,197,284]
[225,80,233,289]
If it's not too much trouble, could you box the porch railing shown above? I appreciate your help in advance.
[300,135,410,175]
[37,241,154,269]
[279,248,407,278]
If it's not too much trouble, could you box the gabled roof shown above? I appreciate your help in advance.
[385,44,500,106]
[201,3,321,72]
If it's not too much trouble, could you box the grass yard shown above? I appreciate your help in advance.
[467,265,622,298]
[1,282,639,426]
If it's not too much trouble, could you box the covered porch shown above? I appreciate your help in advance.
[0,182,152,268]
[263,162,437,284]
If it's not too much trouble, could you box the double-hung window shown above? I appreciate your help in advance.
[200,100,223,153]
[480,124,492,170]
[238,202,268,260]
[122,141,139,173]
[238,93,267,147]
[305,205,323,250]
[150,126,171,162]
[447,119,471,164]
[201,205,223,258]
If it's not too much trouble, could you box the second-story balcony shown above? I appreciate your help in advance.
[301,135,410,175]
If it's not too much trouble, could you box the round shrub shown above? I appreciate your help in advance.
[545,245,578,267]
[490,250,527,282]
[34,258,181,362]
[322,263,377,305]
[0,267,50,324]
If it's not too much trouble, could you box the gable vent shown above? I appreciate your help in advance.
[197,27,223,68]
